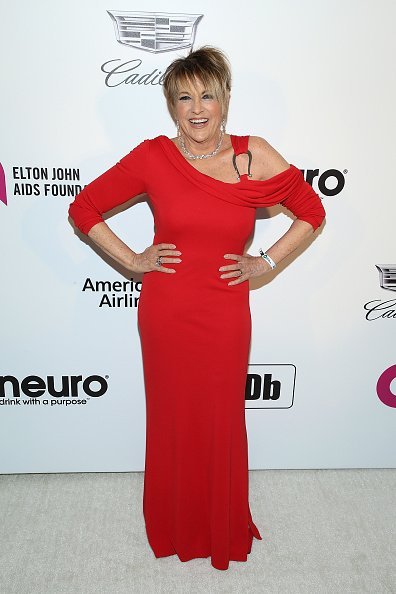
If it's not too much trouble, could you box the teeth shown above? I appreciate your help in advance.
[190,119,208,123]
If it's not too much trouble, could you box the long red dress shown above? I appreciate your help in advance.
[68,134,325,570]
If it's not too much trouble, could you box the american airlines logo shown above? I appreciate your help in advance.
[107,10,203,53]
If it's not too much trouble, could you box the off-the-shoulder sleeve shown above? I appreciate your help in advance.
[68,138,150,235]
[279,171,326,231]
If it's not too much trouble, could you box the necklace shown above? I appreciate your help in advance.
[177,120,225,160]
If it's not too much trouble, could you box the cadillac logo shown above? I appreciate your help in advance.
[107,10,203,53]
[376,265,396,292]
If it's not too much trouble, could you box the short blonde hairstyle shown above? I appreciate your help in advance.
[162,45,232,124]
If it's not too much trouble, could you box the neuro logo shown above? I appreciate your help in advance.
[0,162,7,205]
[107,10,203,53]
[376,265,396,292]
[0,374,109,404]
[302,168,347,197]
[376,365,396,408]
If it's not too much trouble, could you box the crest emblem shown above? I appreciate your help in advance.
[376,265,396,291]
[107,10,203,53]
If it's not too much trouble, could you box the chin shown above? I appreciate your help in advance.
[188,126,216,136]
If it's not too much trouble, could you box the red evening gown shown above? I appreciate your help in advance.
[68,134,325,570]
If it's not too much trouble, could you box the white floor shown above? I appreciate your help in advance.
[0,469,395,594]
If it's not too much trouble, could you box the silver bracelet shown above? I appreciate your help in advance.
[259,248,276,269]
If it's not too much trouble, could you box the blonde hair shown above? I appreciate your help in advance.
[162,45,232,124]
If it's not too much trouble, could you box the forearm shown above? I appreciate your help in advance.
[265,219,314,266]
[87,221,137,270]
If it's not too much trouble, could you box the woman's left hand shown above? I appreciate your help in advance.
[219,253,272,285]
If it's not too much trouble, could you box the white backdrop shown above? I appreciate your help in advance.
[1,0,395,473]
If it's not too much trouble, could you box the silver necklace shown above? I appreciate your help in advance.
[176,119,226,160]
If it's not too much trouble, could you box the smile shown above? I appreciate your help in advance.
[189,119,209,127]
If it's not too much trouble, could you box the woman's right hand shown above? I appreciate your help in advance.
[131,243,182,273]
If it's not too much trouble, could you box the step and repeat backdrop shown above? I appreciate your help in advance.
[1,0,395,473]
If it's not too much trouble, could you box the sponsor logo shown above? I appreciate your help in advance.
[376,265,396,292]
[82,277,142,308]
[0,165,85,204]
[364,264,396,320]
[0,162,7,205]
[376,365,396,408]
[102,10,203,87]
[0,375,109,407]
[246,364,296,409]
[107,10,203,53]
[301,168,347,197]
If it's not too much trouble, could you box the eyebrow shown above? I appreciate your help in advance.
[178,90,210,94]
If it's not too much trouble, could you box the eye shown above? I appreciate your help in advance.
[178,93,214,101]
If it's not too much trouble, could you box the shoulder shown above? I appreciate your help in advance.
[247,135,291,180]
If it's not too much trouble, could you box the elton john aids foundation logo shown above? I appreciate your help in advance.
[0,162,7,205]
[377,365,396,408]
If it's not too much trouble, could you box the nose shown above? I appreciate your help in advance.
[191,97,204,114]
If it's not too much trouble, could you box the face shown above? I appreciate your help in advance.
[174,76,223,148]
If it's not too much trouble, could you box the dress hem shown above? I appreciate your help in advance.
[149,521,262,571]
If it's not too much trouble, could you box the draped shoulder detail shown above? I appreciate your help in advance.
[153,135,326,230]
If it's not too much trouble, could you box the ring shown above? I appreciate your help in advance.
[238,269,242,275]
[156,256,162,266]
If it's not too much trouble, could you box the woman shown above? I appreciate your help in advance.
[68,45,325,571]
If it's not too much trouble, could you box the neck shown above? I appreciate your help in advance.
[178,128,224,159]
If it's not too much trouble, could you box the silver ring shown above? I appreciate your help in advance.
[156,255,162,266]
[239,269,242,275]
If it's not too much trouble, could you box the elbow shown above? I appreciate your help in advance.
[297,204,326,232]
[68,200,104,235]
[68,201,76,223]
[282,180,326,233]
[299,182,326,231]
[315,202,326,230]
[68,199,85,234]
[68,200,82,230]
[68,201,77,227]
[309,208,326,232]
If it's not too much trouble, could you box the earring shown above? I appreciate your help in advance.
[220,119,226,133]
[176,120,181,137]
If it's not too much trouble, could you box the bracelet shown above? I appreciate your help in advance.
[259,248,276,269]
